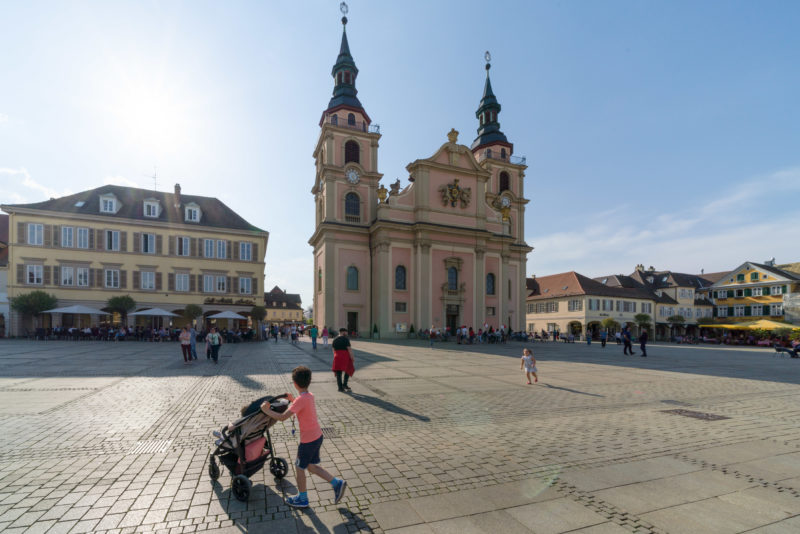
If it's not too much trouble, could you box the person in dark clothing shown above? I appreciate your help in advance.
[622,327,635,355]
[331,329,355,392]
[639,329,648,357]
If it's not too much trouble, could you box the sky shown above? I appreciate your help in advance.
[1,0,799,307]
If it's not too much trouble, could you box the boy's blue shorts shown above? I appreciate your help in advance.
[295,435,323,469]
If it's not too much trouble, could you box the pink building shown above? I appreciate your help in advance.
[310,14,532,338]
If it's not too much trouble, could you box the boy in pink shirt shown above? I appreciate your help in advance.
[262,365,347,508]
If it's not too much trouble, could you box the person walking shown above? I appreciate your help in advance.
[639,329,648,357]
[322,326,329,346]
[189,325,198,360]
[179,326,192,364]
[520,347,538,384]
[600,329,607,348]
[331,328,355,392]
[309,324,319,350]
[622,327,636,355]
[615,331,622,345]
[207,326,223,364]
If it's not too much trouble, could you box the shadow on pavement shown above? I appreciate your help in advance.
[540,383,604,397]
[347,392,430,422]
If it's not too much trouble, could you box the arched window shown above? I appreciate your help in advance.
[486,273,495,295]
[395,265,406,290]
[344,192,360,223]
[344,140,359,163]
[447,267,458,291]
[500,148,507,160]
[337,72,342,85]
[347,113,356,126]
[486,148,493,159]
[499,171,510,192]
[331,114,338,126]
[345,71,351,84]
[346,266,359,290]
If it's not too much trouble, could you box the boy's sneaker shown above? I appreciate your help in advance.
[332,478,347,504]
[285,494,309,508]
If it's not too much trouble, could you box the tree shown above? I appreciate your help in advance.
[696,317,716,325]
[666,315,686,338]
[183,304,203,325]
[600,317,620,331]
[250,305,267,340]
[634,313,652,334]
[10,290,58,330]
[106,295,136,325]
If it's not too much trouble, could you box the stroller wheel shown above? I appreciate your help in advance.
[232,474,250,502]
[208,458,220,480]
[270,457,289,479]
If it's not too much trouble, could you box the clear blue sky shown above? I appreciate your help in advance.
[2,0,799,306]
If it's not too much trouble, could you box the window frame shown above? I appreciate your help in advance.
[203,274,214,293]
[239,277,252,295]
[185,207,199,222]
[61,266,74,286]
[61,226,74,248]
[106,230,120,251]
[175,273,190,292]
[394,301,407,313]
[26,264,43,285]
[77,267,89,287]
[216,240,227,259]
[104,269,120,288]
[100,197,116,213]
[239,242,252,262]
[395,265,407,290]
[77,227,89,249]
[447,267,458,291]
[346,266,359,291]
[344,192,360,223]
[204,239,215,258]
[176,236,190,257]
[144,201,159,218]
[141,233,155,254]
[486,273,495,295]
[27,223,43,246]
[140,271,156,290]
[216,275,227,293]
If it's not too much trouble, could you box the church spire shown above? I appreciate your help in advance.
[325,2,366,117]
[471,51,509,151]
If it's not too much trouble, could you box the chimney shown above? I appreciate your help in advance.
[701,268,705,275]
[173,183,181,209]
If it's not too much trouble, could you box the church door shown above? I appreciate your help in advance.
[446,305,459,336]
[347,312,358,336]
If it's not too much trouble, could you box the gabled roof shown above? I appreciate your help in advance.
[1,185,264,232]
[708,261,800,288]
[264,286,302,310]
[778,262,800,276]
[527,271,656,301]
[628,268,719,290]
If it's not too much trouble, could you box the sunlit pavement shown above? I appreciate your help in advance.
[1,337,799,533]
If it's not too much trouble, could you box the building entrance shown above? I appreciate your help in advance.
[347,312,358,335]
[446,305,459,335]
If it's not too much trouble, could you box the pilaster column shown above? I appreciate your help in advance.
[474,246,486,328]
[373,241,391,337]
[324,239,336,330]
[499,252,510,328]
[415,237,432,329]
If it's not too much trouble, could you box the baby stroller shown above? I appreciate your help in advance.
[208,394,291,501]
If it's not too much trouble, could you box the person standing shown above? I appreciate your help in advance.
[189,325,198,360]
[290,324,298,345]
[179,326,192,364]
[600,329,607,348]
[207,326,223,364]
[615,331,622,345]
[322,326,329,346]
[309,324,319,350]
[331,328,355,392]
[639,329,648,357]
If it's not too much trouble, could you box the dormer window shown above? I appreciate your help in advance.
[144,200,159,218]
[184,203,201,223]
[100,195,117,213]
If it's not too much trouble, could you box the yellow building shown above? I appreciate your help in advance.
[264,286,304,324]
[701,261,800,323]
[2,184,268,335]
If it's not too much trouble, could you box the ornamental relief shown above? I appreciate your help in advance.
[438,178,471,208]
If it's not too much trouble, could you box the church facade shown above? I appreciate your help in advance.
[309,14,532,338]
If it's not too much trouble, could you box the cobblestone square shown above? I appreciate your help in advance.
[1,338,799,533]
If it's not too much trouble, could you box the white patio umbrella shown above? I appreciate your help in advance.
[207,311,248,320]
[129,308,180,317]
[43,304,109,315]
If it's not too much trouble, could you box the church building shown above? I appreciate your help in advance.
[309,11,532,338]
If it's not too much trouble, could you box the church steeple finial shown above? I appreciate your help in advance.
[324,2,366,117]
[471,51,509,151]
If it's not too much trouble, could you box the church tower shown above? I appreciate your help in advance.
[471,53,531,330]
[309,3,382,332]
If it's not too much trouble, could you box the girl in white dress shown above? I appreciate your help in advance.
[520,348,538,385]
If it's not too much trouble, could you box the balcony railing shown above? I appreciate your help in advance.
[477,149,526,166]
[324,114,381,134]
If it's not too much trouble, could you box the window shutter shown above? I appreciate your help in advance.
[43,265,51,285]
[727,290,733,298]
[763,305,770,316]
[252,243,258,262]
[168,273,175,291]
[156,272,162,291]
[713,307,717,317]
[53,226,61,247]
[226,241,232,258]
[783,285,788,293]
[727,307,733,316]
[156,234,163,255]
[43,225,52,247]
[233,241,240,260]
[133,271,140,290]
[251,277,257,294]
[189,274,196,292]
[744,306,751,316]
[96,230,104,250]
[120,232,127,252]
[744,288,751,297]
[133,233,141,253]
[168,237,175,256]
[88,229,95,249]
[53,266,60,285]
[17,222,26,244]
[226,276,232,294]
[191,238,198,257]
[120,270,127,289]
[763,287,770,295]
[17,264,24,284]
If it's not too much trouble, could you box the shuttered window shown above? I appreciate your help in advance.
[27,224,43,245]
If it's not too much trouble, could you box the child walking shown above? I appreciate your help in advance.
[520,347,538,384]
[262,365,347,508]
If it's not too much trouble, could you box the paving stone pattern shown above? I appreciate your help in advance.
[1,338,800,533]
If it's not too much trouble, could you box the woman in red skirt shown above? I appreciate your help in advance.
[331,328,355,392]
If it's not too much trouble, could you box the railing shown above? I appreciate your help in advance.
[478,149,526,166]
[324,114,380,134]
